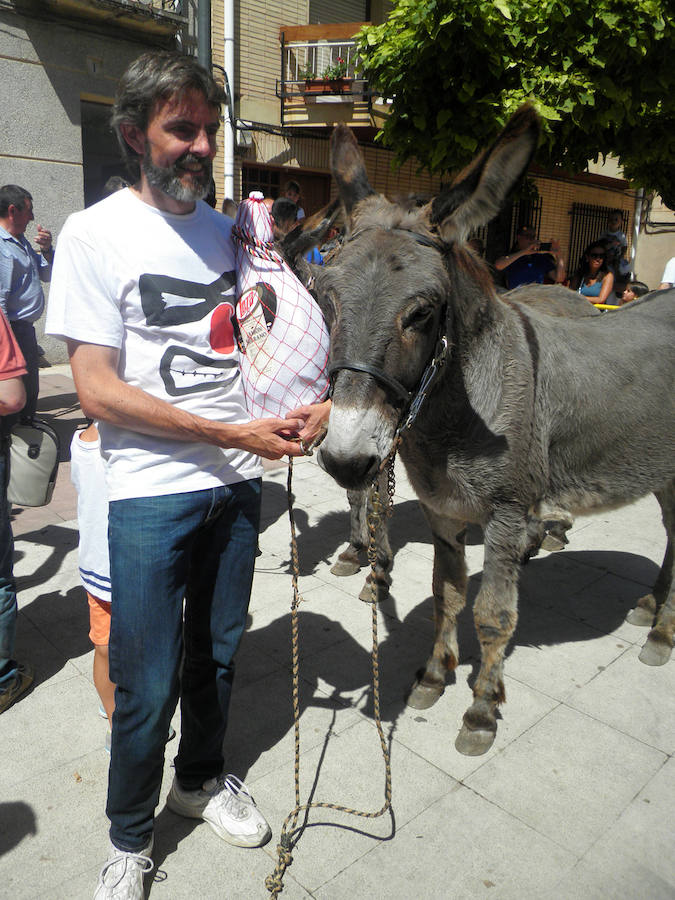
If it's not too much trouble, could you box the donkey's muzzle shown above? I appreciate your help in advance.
[317,445,380,491]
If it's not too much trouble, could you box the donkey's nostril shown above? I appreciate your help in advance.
[318,448,380,490]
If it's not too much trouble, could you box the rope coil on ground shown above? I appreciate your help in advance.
[265,448,398,897]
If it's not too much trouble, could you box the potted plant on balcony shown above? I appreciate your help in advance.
[300,57,353,96]
[320,57,352,93]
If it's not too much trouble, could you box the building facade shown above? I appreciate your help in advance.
[1,0,672,369]
[0,0,189,361]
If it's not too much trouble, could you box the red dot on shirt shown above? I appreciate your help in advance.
[210,302,235,354]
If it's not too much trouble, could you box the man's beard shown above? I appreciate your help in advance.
[142,146,212,203]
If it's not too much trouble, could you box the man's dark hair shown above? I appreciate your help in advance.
[111,51,226,178]
[285,180,301,196]
[204,178,217,208]
[271,197,298,230]
[102,175,130,197]
[0,185,32,218]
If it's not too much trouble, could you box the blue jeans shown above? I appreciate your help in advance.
[0,439,18,688]
[106,478,261,851]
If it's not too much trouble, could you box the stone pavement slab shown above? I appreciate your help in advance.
[1,367,673,899]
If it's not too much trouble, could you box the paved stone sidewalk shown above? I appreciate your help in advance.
[1,367,673,899]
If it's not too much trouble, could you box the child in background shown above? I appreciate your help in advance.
[70,423,175,751]
[70,423,114,738]
[621,281,650,304]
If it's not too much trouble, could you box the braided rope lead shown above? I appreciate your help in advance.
[265,450,397,897]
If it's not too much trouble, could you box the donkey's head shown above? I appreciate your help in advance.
[316,107,540,490]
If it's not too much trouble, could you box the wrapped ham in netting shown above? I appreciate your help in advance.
[231,192,330,419]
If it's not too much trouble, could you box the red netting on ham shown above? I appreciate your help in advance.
[232,193,330,419]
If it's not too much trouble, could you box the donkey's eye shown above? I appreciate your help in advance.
[402,303,434,331]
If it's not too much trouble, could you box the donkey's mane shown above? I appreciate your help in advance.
[350,195,433,240]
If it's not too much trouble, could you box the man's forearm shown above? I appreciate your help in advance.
[67,341,304,459]
[0,375,26,416]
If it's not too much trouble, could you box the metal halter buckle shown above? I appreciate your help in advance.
[399,335,448,433]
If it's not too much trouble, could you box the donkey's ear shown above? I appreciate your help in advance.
[330,125,375,216]
[431,105,540,243]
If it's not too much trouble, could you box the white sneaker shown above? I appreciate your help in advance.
[166,774,271,848]
[93,836,153,899]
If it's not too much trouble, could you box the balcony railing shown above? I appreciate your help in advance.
[277,23,390,128]
[42,0,187,35]
[278,25,377,101]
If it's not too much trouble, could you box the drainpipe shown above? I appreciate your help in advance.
[631,188,643,277]
[197,0,211,71]
[223,0,235,201]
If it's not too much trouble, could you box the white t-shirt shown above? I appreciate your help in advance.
[661,257,675,286]
[47,189,262,501]
[70,429,111,602]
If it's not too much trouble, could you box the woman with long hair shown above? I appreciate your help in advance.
[570,241,615,304]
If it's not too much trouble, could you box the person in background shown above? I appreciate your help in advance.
[0,185,53,420]
[70,423,114,731]
[494,224,566,289]
[221,198,237,218]
[569,241,615,304]
[102,176,130,197]
[658,256,675,290]
[70,420,176,752]
[621,281,650,304]
[204,178,217,209]
[0,307,31,714]
[271,197,323,264]
[284,180,305,220]
[598,209,628,274]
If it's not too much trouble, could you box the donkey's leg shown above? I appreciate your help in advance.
[407,506,467,710]
[627,485,673,632]
[639,484,675,666]
[331,488,368,577]
[456,508,527,756]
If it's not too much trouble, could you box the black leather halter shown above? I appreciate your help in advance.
[328,227,448,433]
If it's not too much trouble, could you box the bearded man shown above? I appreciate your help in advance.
[46,51,326,899]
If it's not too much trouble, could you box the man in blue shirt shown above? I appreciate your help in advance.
[0,185,53,419]
[494,223,565,290]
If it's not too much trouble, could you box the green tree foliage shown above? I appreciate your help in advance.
[357,0,675,200]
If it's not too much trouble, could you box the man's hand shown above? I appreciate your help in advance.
[228,416,306,460]
[286,399,331,447]
[35,225,53,255]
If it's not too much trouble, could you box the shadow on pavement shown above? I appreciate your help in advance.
[219,549,659,781]
[0,802,37,859]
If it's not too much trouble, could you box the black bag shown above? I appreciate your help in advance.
[7,418,60,507]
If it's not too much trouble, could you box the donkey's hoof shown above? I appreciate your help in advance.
[541,534,565,552]
[625,606,655,627]
[331,557,361,577]
[359,579,389,603]
[455,724,496,756]
[407,679,444,710]
[638,637,672,667]
[626,594,657,627]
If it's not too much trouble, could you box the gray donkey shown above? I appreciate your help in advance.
[313,106,675,756]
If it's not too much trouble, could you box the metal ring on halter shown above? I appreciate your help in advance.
[299,439,313,456]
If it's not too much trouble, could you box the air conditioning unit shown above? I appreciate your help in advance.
[236,121,254,149]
